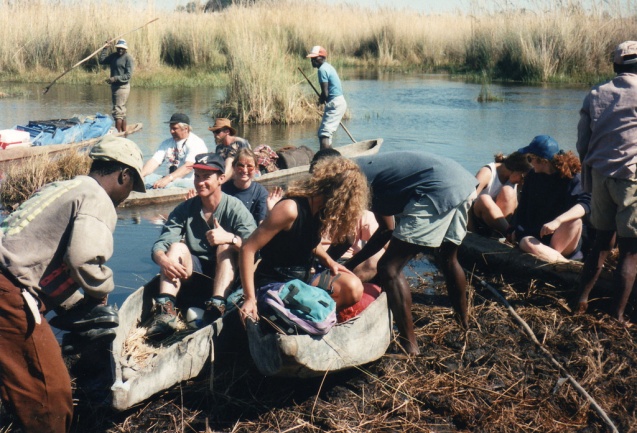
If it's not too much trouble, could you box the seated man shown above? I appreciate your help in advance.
[469,152,531,236]
[146,153,257,340]
[209,117,251,180]
[141,113,208,189]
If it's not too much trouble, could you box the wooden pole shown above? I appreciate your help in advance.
[298,67,356,143]
[43,18,159,95]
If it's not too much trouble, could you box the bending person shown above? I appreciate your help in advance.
[240,157,370,323]
[469,152,531,236]
[509,135,591,263]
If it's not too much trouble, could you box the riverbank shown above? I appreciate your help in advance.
[0,0,630,87]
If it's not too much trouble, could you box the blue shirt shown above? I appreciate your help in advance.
[317,62,343,101]
[356,151,478,216]
[221,181,268,224]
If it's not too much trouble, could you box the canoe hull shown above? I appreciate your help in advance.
[246,292,392,378]
[110,273,223,411]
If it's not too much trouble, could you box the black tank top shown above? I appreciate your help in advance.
[255,197,321,286]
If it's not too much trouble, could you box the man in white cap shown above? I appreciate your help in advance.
[99,38,134,133]
[0,135,145,433]
[141,112,208,189]
[306,45,347,150]
[575,41,637,325]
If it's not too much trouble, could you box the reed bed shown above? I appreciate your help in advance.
[0,150,91,211]
[0,1,635,123]
[54,262,637,433]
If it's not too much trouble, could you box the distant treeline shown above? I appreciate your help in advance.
[0,0,633,122]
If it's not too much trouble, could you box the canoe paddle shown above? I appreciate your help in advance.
[298,66,356,143]
[43,18,159,95]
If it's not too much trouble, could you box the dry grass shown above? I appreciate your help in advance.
[50,259,637,433]
[0,150,91,211]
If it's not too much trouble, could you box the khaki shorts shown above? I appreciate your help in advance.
[393,191,476,247]
[591,169,637,238]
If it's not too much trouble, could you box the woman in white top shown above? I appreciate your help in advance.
[469,152,532,236]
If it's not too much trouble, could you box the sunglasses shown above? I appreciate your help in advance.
[213,129,227,135]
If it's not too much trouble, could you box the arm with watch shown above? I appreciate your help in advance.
[205,217,242,249]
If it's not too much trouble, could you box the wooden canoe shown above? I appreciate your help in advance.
[120,138,383,208]
[0,122,143,169]
[458,232,613,291]
[110,273,230,411]
[245,291,392,378]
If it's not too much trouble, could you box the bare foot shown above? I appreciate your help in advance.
[573,301,588,315]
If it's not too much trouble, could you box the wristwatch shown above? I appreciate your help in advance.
[231,235,238,245]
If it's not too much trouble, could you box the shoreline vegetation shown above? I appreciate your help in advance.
[0,0,634,122]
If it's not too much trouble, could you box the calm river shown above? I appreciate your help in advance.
[0,73,591,305]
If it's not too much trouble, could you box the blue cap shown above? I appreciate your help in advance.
[518,135,560,160]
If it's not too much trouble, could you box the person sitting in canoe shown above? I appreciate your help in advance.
[141,113,208,189]
[209,117,251,181]
[239,156,370,323]
[146,152,257,341]
[468,152,531,237]
[507,135,591,263]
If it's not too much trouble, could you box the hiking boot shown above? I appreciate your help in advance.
[61,328,117,355]
[50,298,118,332]
[203,296,226,323]
[145,296,179,341]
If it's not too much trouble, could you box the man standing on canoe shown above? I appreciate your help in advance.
[0,136,145,433]
[307,45,346,150]
[147,152,256,340]
[99,39,134,133]
[209,117,251,181]
[141,113,208,189]
[346,151,478,354]
[575,41,637,325]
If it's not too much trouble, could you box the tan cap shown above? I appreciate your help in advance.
[90,135,146,193]
[614,41,637,65]
[208,117,237,135]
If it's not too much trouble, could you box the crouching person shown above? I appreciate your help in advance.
[239,156,370,324]
[146,153,256,340]
[0,136,146,433]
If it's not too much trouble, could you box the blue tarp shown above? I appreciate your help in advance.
[16,114,113,146]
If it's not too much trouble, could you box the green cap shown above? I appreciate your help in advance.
[90,135,146,193]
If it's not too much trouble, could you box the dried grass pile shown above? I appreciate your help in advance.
[65,265,637,433]
[0,150,91,211]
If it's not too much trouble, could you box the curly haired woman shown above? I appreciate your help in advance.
[509,135,591,263]
[239,156,370,321]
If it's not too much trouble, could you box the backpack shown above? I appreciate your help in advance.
[258,279,337,335]
[253,144,279,174]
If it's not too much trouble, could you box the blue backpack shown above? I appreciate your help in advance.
[258,279,337,335]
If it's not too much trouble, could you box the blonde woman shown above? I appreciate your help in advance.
[240,156,370,321]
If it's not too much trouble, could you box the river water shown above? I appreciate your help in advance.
[0,74,591,305]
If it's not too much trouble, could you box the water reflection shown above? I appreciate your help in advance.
[0,74,591,297]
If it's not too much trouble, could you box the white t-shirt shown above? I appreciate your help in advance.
[151,132,208,181]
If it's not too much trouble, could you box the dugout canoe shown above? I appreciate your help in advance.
[245,290,392,378]
[0,122,142,170]
[119,138,383,208]
[458,232,614,291]
[110,273,232,411]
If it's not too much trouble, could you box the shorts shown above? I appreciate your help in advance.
[590,169,637,238]
[393,191,475,247]
[192,255,215,277]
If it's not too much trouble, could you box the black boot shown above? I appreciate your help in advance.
[50,297,118,332]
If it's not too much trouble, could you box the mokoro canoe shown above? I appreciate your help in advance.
[110,273,230,411]
[245,291,392,378]
[256,138,383,182]
[120,138,383,208]
[458,232,613,291]
[0,122,142,170]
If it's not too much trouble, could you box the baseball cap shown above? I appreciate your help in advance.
[192,152,225,173]
[90,135,146,192]
[166,113,190,125]
[614,41,637,65]
[306,46,328,58]
[517,135,560,160]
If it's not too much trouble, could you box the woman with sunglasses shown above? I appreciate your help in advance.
[508,135,591,263]
[469,152,532,237]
